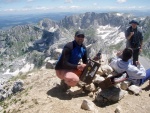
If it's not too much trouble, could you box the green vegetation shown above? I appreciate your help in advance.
[143,49,150,59]
[144,32,150,41]
[31,51,45,68]
[85,28,96,38]
[9,74,27,82]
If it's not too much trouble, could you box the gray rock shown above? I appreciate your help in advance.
[128,85,142,95]
[81,99,97,111]
[0,106,3,111]
[120,81,131,90]
[115,105,122,113]
[95,87,127,102]
[12,79,24,93]
[0,94,4,101]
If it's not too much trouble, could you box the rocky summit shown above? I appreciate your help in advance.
[0,12,150,112]
[0,66,150,113]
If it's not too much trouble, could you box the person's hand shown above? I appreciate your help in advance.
[127,32,134,40]
[139,48,142,53]
[77,64,86,71]
[130,32,134,36]
[136,61,141,66]
[116,51,122,57]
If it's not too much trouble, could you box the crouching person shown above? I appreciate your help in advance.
[55,30,87,91]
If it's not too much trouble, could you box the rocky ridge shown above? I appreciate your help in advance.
[0,12,150,85]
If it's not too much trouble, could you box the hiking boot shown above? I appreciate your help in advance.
[113,73,127,83]
[60,80,71,92]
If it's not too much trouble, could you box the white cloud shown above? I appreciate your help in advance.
[93,3,98,6]
[35,6,49,10]
[1,0,19,3]
[21,8,31,11]
[65,0,72,3]
[4,8,16,11]
[27,0,34,2]
[70,6,80,9]
[117,0,127,3]
[0,0,34,3]
[58,5,80,10]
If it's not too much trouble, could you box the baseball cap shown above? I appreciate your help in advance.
[129,20,139,25]
[75,30,85,37]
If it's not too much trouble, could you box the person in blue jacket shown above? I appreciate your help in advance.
[55,30,88,89]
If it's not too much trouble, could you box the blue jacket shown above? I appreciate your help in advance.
[55,40,87,70]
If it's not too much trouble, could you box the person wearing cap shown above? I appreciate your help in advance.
[55,30,88,91]
[125,20,144,66]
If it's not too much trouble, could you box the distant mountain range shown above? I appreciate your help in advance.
[1,10,150,30]
[0,12,75,30]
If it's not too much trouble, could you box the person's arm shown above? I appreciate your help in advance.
[139,31,144,52]
[125,28,134,40]
[127,32,134,40]
[82,48,88,64]
[61,46,78,69]
[139,41,143,52]
[128,63,146,79]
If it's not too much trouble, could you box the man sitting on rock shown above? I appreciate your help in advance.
[109,48,150,86]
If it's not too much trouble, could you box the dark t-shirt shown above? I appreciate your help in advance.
[55,40,87,70]
[125,26,143,49]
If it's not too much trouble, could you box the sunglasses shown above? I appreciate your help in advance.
[77,35,84,38]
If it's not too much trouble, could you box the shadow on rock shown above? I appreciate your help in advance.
[94,87,126,107]
[94,99,117,108]
[46,85,72,100]
[142,85,150,91]
[70,91,89,98]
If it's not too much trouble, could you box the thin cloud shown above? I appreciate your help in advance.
[27,0,34,2]
[65,0,73,3]
[0,0,20,3]
[117,0,127,3]
[70,5,80,9]
[4,8,16,11]
[97,5,149,11]
[0,0,34,3]
[93,3,98,6]
[35,6,49,10]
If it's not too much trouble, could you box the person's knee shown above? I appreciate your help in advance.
[55,70,65,80]
[68,80,79,87]
[64,72,80,86]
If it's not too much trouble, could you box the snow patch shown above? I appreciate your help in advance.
[20,63,34,74]
[3,63,34,77]
[116,13,123,16]
[4,69,20,76]
[48,27,57,32]
[96,25,120,40]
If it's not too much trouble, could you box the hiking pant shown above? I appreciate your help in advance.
[132,48,140,66]
[55,69,80,87]
[140,68,150,85]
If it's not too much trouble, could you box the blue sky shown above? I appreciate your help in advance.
[0,0,150,15]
